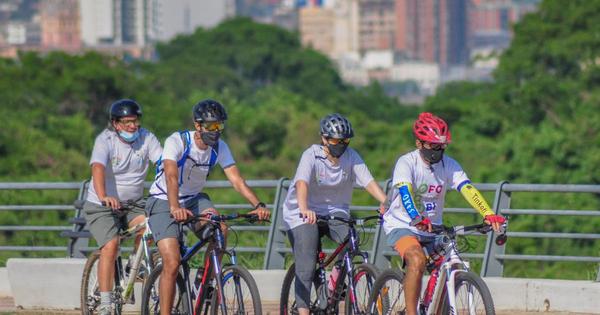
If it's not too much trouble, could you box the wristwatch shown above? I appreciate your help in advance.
[253,202,266,210]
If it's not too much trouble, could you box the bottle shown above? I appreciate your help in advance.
[328,264,341,293]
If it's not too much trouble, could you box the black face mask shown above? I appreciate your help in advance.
[201,131,221,146]
[420,148,444,164]
[327,143,348,158]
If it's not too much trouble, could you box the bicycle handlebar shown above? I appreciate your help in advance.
[315,214,381,226]
[178,212,266,225]
[431,220,508,245]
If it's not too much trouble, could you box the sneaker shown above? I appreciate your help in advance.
[98,304,112,315]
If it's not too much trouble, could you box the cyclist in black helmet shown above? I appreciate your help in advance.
[84,99,163,315]
[282,113,387,315]
[146,99,270,314]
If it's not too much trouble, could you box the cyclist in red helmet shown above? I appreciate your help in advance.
[381,112,505,315]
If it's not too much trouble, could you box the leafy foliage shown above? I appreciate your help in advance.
[1,3,600,278]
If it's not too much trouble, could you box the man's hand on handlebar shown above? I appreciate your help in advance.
[101,196,121,210]
[411,215,432,232]
[248,206,270,221]
[484,214,506,233]
[170,206,194,222]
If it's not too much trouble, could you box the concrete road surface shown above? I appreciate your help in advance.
[0,297,594,315]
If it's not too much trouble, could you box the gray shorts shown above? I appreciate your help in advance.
[83,200,145,248]
[145,193,214,243]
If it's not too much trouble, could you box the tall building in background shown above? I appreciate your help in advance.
[395,0,468,67]
[299,5,335,56]
[79,0,159,47]
[157,0,236,41]
[39,0,80,51]
[358,0,395,52]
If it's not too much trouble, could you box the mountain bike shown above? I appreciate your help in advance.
[80,199,159,315]
[280,214,381,315]
[141,212,263,315]
[368,220,508,315]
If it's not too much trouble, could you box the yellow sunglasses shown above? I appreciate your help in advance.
[326,138,350,145]
[201,121,225,132]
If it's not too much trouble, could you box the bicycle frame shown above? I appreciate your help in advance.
[315,215,378,313]
[176,215,245,315]
[120,218,155,302]
[421,222,506,315]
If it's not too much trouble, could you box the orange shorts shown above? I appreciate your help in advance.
[393,236,421,258]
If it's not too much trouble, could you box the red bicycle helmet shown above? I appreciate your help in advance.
[413,112,451,144]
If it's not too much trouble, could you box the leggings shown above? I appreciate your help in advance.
[287,217,349,309]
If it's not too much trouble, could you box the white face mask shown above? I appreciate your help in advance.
[118,130,140,143]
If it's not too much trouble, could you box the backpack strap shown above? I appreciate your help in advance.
[150,131,192,197]
[177,131,191,185]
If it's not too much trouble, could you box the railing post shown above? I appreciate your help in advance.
[372,179,393,269]
[481,180,510,277]
[69,180,90,258]
[263,177,289,269]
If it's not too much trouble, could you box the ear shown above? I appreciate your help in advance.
[321,136,328,145]
[194,122,202,131]
[415,140,422,149]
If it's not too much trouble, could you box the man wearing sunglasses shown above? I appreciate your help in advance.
[282,113,388,315]
[381,112,506,315]
[146,99,270,314]
[83,99,163,315]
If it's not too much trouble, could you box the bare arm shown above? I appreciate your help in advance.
[364,180,388,214]
[91,163,119,209]
[295,179,316,224]
[164,159,193,221]
[224,165,270,220]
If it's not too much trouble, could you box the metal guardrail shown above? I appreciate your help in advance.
[1,180,600,280]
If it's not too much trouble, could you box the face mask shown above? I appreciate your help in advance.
[118,130,139,143]
[327,143,348,158]
[420,148,444,164]
[201,131,221,146]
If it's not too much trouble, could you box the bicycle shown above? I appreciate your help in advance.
[280,214,382,315]
[141,212,263,315]
[80,199,159,315]
[368,220,508,315]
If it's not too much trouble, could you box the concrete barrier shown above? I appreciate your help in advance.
[6,258,600,313]
[0,268,12,297]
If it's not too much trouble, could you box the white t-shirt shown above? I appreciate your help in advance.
[87,128,163,204]
[383,149,469,235]
[283,144,375,230]
[148,131,235,201]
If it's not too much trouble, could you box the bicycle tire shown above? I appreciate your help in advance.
[81,250,101,315]
[280,263,336,315]
[141,263,190,315]
[210,265,262,315]
[344,263,379,315]
[367,268,404,315]
[441,271,495,315]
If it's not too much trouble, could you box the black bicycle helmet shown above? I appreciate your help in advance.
[320,113,354,139]
[109,99,142,120]
[193,99,228,122]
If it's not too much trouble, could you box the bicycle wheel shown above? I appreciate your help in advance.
[141,263,190,315]
[81,250,101,315]
[210,265,262,315]
[280,263,334,315]
[367,268,404,315]
[442,271,495,315]
[344,263,379,315]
